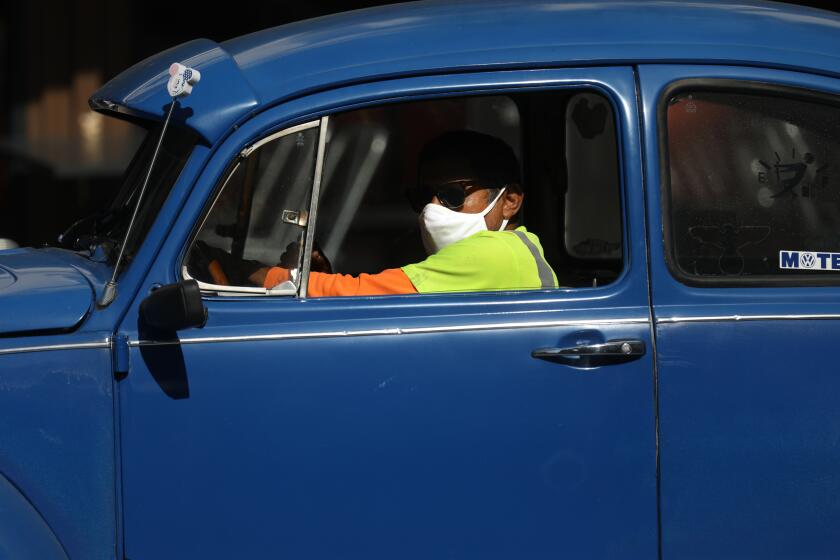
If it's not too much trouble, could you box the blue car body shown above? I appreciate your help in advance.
[2,1,840,558]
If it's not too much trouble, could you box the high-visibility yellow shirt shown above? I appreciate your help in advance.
[402,226,558,294]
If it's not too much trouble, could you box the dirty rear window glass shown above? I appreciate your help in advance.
[665,90,840,282]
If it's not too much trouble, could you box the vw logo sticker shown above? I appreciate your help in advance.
[800,252,817,269]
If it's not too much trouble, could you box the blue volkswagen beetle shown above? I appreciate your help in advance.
[2,1,840,558]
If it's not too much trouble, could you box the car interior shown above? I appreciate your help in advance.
[187,89,625,292]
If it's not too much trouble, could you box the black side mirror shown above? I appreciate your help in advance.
[139,280,207,331]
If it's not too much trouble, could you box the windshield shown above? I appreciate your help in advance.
[60,120,197,266]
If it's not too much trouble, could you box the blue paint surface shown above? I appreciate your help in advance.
[0,472,68,560]
[91,39,259,142]
[0,342,116,560]
[0,249,93,335]
[122,319,657,558]
[657,320,840,559]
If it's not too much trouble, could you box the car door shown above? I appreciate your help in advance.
[118,67,657,559]
[640,64,840,559]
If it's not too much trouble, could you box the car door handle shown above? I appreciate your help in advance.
[532,339,646,366]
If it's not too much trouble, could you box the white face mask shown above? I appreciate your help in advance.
[419,188,508,254]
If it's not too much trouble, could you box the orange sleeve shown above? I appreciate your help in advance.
[263,267,417,297]
[263,267,291,289]
[208,260,230,286]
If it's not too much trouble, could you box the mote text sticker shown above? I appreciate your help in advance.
[779,250,840,271]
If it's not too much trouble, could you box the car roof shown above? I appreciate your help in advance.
[92,0,840,143]
[225,0,840,96]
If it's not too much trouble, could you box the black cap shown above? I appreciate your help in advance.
[418,130,520,188]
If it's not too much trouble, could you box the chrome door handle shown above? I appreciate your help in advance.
[532,339,646,366]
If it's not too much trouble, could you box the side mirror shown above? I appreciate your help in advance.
[139,280,207,331]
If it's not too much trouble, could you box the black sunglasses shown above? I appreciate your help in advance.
[408,181,489,213]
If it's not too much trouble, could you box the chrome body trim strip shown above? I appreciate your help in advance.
[656,313,840,324]
[0,341,110,356]
[129,317,650,347]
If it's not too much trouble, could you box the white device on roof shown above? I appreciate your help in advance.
[167,63,201,98]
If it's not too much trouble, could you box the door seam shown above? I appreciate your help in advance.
[634,63,664,560]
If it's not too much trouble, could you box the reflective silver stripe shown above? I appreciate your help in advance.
[512,230,555,289]
[657,313,840,324]
[0,341,110,356]
[129,317,650,347]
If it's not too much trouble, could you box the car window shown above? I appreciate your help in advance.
[184,122,320,294]
[311,91,623,296]
[184,89,624,298]
[664,87,840,283]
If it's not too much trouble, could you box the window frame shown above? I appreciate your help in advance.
[658,78,840,287]
[179,79,632,301]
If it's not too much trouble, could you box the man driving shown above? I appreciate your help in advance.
[252,130,558,296]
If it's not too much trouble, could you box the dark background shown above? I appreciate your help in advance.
[0,0,836,248]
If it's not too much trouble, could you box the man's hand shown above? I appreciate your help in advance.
[251,242,334,289]
[279,241,332,273]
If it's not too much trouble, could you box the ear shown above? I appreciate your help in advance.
[501,188,524,220]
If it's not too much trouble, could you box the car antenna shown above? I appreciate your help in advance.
[97,63,201,308]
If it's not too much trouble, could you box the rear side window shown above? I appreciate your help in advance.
[664,87,840,284]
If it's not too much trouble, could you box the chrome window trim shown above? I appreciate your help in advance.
[0,341,110,356]
[182,266,296,296]
[240,120,320,158]
[129,317,651,347]
[299,116,329,298]
[656,313,840,324]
